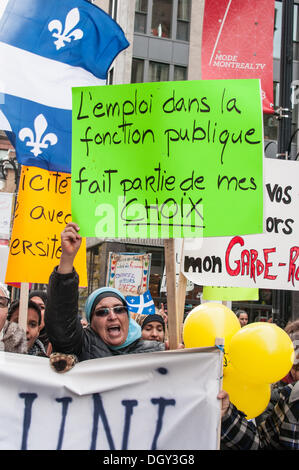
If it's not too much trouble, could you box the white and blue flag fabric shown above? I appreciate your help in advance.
[0,0,129,173]
[126,290,156,315]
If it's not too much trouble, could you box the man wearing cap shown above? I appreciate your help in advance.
[45,223,165,371]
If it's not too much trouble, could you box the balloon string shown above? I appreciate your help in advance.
[216,345,227,379]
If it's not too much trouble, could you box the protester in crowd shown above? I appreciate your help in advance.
[0,282,27,354]
[45,222,165,372]
[29,289,50,351]
[218,319,299,449]
[235,309,249,327]
[141,313,166,343]
[218,381,298,450]
[8,300,47,357]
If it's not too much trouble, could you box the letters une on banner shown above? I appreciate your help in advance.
[201,0,275,114]
[0,348,222,450]
[183,159,299,291]
[5,165,87,286]
[71,79,264,239]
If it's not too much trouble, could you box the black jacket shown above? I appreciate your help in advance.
[45,267,165,361]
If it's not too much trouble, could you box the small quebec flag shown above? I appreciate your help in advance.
[126,290,156,315]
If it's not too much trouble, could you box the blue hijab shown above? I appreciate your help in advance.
[85,287,141,350]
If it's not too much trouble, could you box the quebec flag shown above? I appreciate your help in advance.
[126,290,156,315]
[0,0,129,173]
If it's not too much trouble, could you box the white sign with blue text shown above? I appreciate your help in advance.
[0,348,222,450]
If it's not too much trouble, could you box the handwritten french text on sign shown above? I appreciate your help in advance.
[0,348,222,450]
[71,79,264,238]
[183,159,299,291]
[201,0,275,114]
[5,166,87,286]
[106,252,151,295]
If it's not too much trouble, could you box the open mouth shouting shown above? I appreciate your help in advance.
[91,299,130,347]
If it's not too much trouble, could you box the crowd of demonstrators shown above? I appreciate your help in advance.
[44,222,165,372]
[218,319,299,450]
[8,300,47,357]
[1,220,298,449]
[235,309,249,327]
[0,282,27,354]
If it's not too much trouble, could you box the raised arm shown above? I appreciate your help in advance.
[45,222,84,357]
[58,222,82,274]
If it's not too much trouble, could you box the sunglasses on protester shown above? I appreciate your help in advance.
[94,305,128,317]
[0,296,10,308]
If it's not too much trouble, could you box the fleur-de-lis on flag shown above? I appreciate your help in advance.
[48,8,84,50]
[18,114,58,157]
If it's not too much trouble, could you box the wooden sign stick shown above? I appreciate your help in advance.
[164,239,179,349]
[215,337,224,450]
[19,282,29,332]
[176,239,187,342]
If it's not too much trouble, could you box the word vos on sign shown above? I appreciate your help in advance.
[266,183,293,235]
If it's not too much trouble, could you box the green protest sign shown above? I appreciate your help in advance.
[203,286,259,301]
[71,79,263,238]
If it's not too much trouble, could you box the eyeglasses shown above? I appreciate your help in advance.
[94,305,128,317]
[0,296,9,308]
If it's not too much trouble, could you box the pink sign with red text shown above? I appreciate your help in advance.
[202,0,275,113]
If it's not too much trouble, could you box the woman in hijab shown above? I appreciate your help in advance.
[141,314,166,343]
[45,223,165,370]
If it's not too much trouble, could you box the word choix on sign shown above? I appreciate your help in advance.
[71,79,264,239]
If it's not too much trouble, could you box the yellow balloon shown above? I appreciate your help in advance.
[183,303,241,348]
[223,364,271,420]
[228,322,294,385]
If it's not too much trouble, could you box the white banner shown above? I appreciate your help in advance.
[0,348,222,450]
[183,159,299,290]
